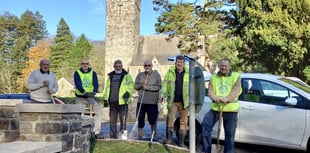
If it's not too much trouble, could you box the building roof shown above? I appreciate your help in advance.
[131,35,180,66]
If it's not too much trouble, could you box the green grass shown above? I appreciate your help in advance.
[91,140,188,153]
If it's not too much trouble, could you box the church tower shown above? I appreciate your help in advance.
[105,0,141,74]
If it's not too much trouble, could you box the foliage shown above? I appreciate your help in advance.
[0,63,16,93]
[49,18,74,78]
[153,0,242,71]
[235,0,310,81]
[89,41,105,90]
[0,11,47,93]
[68,34,93,72]
[21,41,51,92]
[91,140,188,153]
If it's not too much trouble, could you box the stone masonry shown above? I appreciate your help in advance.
[0,101,94,153]
[0,100,25,142]
[105,0,140,74]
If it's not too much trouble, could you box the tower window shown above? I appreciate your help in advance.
[117,4,123,15]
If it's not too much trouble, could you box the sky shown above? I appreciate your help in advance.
[0,0,163,41]
[0,0,225,41]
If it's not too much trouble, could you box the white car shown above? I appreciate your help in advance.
[174,73,310,152]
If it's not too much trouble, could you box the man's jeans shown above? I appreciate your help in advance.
[201,110,238,153]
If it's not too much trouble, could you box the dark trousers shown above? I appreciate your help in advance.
[201,110,238,153]
[136,103,158,128]
[109,102,128,138]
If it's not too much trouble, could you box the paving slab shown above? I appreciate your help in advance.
[0,141,62,153]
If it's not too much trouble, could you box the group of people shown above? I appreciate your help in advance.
[27,56,241,153]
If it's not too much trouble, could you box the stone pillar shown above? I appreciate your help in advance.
[16,104,94,153]
[0,99,27,142]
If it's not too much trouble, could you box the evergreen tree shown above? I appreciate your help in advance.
[235,0,310,81]
[49,18,74,78]
[153,0,242,71]
[68,34,92,71]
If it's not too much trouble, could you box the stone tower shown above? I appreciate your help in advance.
[105,0,141,74]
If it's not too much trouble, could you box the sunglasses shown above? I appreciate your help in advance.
[144,64,152,67]
[81,63,89,65]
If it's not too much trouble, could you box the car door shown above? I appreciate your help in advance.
[238,78,306,147]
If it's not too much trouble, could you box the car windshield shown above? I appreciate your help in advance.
[279,78,310,94]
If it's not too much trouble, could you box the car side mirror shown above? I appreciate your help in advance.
[285,97,297,106]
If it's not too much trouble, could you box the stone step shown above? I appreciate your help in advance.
[0,141,62,153]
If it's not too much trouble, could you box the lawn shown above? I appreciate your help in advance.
[91,140,189,153]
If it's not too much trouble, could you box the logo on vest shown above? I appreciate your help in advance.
[218,83,229,94]
[82,78,91,87]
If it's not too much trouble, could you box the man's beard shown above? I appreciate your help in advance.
[115,70,122,74]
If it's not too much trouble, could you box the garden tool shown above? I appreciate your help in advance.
[51,95,56,104]
[120,103,128,140]
[149,102,162,148]
[215,104,226,153]
[130,74,149,140]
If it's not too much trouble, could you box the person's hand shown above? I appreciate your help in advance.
[142,84,147,89]
[47,89,53,95]
[221,97,229,104]
[87,92,95,98]
[103,100,109,107]
[43,80,49,87]
[218,97,228,104]
[122,92,130,100]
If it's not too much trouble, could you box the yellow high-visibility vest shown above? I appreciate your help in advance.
[210,72,240,112]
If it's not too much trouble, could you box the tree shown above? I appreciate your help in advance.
[68,34,92,71]
[49,18,74,78]
[153,0,242,71]
[235,0,310,81]
[21,40,51,92]
[0,11,48,92]
[89,41,105,90]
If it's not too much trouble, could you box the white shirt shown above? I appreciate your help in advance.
[26,70,58,102]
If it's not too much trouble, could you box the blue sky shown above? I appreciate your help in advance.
[0,0,217,41]
[0,0,162,41]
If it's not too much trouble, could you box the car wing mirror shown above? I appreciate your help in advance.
[285,97,297,106]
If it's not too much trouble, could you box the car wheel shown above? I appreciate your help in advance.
[307,137,310,153]
[174,118,202,147]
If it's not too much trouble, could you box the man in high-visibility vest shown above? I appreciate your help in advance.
[160,55,189,147]
[201,58,241,153]
[74,59,104,139]
[103,60,134,139]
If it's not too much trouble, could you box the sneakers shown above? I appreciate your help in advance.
[95,134,105,140]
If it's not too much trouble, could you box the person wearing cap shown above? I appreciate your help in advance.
[160,55,189,147]
[74,59,104,139]
[26,59,58,103]
[134,60,162,140]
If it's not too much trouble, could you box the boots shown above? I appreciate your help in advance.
[151,125,157,140]
[178,130,187,148]
[138,128,143,140]
[166,128,174,144]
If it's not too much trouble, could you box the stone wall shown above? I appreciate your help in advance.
[15,104,92,153]
[0,100,26,142]
[0,101,94,153]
